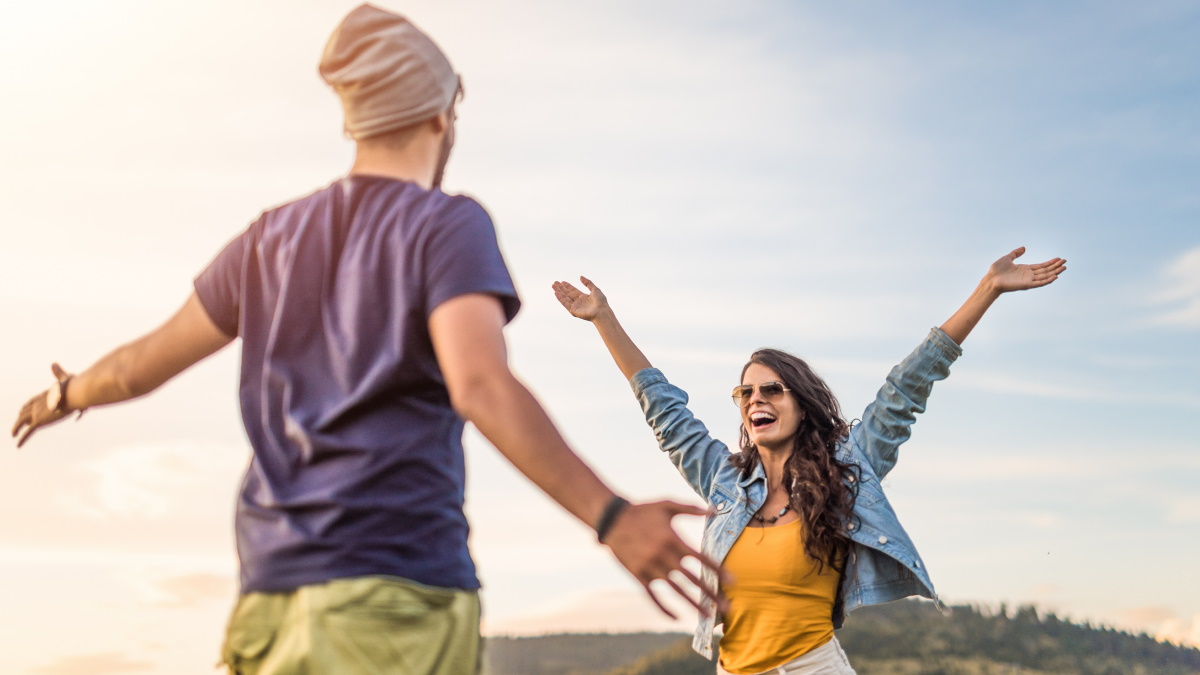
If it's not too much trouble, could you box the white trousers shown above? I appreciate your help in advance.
[716,636,857,675]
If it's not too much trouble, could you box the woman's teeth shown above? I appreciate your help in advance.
[750,412,776,428]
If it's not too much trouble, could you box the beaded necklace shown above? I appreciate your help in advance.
[751,503,792,526]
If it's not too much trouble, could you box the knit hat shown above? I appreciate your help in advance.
[319,4,460,139]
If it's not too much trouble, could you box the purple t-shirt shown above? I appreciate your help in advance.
[194,175,520,593]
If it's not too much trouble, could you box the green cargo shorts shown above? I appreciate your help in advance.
[221,575,481,675]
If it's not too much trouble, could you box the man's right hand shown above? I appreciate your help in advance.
[11,364,74,448]
[430,294,726,618]
[602,500,730,619]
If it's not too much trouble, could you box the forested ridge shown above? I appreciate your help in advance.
[485,600,1200,675]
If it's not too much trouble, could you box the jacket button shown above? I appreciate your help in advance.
[878,535,888,545]
[714,501,724,511]
[848,475,856,483]
[846,522,855,531]
[913,561,921,568]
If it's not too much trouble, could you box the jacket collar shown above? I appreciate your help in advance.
[736,459,767,490]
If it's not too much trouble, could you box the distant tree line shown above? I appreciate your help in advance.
[837,600,1200,675]
[485,600,1200,675]
[485,632,688,675]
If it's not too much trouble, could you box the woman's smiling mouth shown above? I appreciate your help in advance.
[749,411,777,428]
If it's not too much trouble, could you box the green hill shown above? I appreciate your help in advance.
[485,632,690,675]
[485,600,1200,675]
[837,600,1200,675]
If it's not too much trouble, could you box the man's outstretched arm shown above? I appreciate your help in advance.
[11,293,233,447]
[429,293,728,618]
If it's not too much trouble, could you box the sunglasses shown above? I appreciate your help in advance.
[731,381,791,406]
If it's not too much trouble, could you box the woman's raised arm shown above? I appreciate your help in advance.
[854,247,1067,477]
[940,247,1066,344]
[553,277,653,381]
[553,277,733,501]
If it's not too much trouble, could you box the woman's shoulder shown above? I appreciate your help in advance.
[707,454,748,498]
[837,432,884,479]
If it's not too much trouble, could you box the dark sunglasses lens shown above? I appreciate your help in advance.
[761,383,786,398]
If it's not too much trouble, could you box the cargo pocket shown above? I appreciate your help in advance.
[221,594,281,675]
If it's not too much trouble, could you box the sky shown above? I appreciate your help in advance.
[1,0,1198,673]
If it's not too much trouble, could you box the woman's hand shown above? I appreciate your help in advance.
[552,276,610,321]
[985,246,1066,294]
[941,246,1067,345]
[550,277,652,380]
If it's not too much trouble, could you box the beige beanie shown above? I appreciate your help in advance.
[319,4,460,140]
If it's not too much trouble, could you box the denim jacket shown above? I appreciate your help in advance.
[630,328,963,658]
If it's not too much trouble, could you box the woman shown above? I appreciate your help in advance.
[553,248,1065,675]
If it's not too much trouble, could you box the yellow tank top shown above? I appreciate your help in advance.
[718,518,839,674]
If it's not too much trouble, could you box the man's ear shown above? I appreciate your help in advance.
[429,109,450,134]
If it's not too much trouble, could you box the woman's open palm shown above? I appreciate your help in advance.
[552,277,608,321]
[989,247,1067,293]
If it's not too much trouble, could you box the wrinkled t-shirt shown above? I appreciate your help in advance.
[194,175,520,593]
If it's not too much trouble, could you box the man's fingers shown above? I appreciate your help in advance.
[1009,246,1026,261]
[663,501,709,518]
[51,363,68,381]
[580,276,597,292]
[662,574,703,613]
[659,501,734,584]
[642,583,678,620]
[606,501,732,619]
[12,399,36,437]
[674,539,733,586]
[671,565,727,613]
[17,425,37,449]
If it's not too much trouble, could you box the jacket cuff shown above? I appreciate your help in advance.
[629,367,668,397]
[928,326,964,360]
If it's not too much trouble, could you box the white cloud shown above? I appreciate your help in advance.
[152,572,236,608]
[948,368,1200,409]
[57,440,248,522]
[1152,246,1200,328]
[1108,606,1200,647]
[953,370,1118,402]
[1167,497,1200,524]
[483,587,696,636]
[110,569,238,609]
[1156,614,1200,648]
[914,448,1200,483]
[1016,512,1062,530]
[31,652,154,675]
[917,454,1083,481]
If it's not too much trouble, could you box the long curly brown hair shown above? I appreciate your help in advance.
[730,348,859,575]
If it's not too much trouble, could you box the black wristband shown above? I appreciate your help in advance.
[595,496,630,543]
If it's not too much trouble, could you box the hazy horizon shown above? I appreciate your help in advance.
[1,1,1197,673]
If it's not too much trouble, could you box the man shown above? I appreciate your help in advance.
[11,6,724,673]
